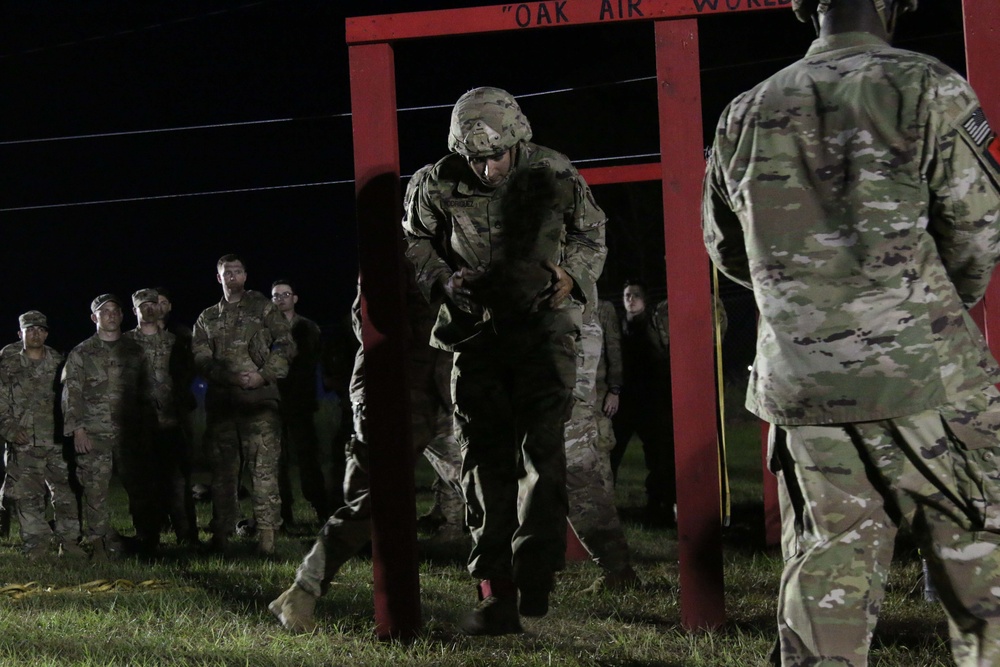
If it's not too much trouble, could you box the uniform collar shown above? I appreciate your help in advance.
[806,31,889,58]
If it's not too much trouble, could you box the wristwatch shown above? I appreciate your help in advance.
[608,385,621,395]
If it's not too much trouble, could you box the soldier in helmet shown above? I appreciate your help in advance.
[703,0,1000,664]
[405,87,606,634]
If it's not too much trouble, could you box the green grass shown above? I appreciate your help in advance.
[0,405,954,666]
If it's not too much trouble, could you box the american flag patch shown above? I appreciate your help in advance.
[963,107,993,147]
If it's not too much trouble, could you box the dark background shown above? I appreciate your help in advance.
[1,0,969,371]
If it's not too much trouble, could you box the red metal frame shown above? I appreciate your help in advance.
[348,0,999,639]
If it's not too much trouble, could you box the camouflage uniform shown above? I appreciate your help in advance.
[564,309,633,576]
[0,337,77,551]
[703,30,1000,666]
[404,134,607,595]
[0,341,23,537]
[277,312,330,524]
[611,299,675,514]
[192,290,293,539]
[594,300,622,455]
[61,332,146,546]
[294,168,466,598]
[124,291,198,547]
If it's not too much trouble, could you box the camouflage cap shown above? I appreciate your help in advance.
[448,87,532,157]
[90,293,122,313]
[18,310,48,330]
[131,288,160,308]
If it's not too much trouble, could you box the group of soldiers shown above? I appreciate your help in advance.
[0,263,348,560]
[0,289,196,560]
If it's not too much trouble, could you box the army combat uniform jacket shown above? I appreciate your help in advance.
[0,345,63,448]
[62,335,146,439]
[404,141,607,350]
[703,32,1000,425]
[192,290,295,407]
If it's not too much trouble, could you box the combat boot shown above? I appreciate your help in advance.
[459,579,523,636]
[59,540,88,559]
[258,528,276,555]
[582,566,641,595]
[515,568,554,617]
[269,583,318,633]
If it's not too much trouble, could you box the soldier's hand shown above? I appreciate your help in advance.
[602,393,620,417]
[241,370,265,389]
[444,268,483,315]
[12,429,29,446]
[533,260,574,310]
[73,428,92,454]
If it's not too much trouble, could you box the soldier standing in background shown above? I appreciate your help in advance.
[0,311,83,558]
[594,299,622,455]
[611,280,675,524]
[564,307,638,592]
[703,0,1000,663]
[62,294,146,561]
[192,254,294,555]
[271,279,330,526]
[125,289,199,550]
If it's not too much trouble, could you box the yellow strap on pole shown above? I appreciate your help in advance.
[713,266,731,527]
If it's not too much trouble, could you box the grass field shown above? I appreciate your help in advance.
[0,403,956,666]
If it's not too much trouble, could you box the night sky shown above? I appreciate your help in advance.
[1,0,969,367]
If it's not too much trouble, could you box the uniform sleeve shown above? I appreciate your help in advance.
[702,109,753,290]
[598,302,623,389]
[560,173,607,309]
[653,300,670,349]
[403,168,455,304]
[259,303,295,384]
[927,78,1000,307]
[60,348,84,435]
[192,313,225,384]
[0,364,20,441]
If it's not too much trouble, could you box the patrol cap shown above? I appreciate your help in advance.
[131,288,160,308]
[90,293,122,313]
[18,310,48,330]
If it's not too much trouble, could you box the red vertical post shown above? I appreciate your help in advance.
[654,18,726,630]
[964,0,1000,354]
[348,42,421,641]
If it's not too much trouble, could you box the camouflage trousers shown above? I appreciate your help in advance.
[205,402,282,535]
[771,389,1000,667]
[295,352,464,597]
[411,345,464,529]
[454,316,576,589]
[138,425,197,544]
[74,434,117,541]
[565,318,632,575]
[2,440,78,549]
[278,407,330,523]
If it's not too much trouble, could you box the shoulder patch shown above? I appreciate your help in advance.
[959,106,1000,181]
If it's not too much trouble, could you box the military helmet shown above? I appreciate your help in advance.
[447,87,532,157]
[792,0,917,29]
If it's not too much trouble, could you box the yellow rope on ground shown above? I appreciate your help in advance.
[0,578,175,599]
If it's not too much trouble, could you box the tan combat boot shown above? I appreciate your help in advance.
[258,528,275,555]
[269,583,318,633]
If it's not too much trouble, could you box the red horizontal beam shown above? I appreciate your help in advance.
[578,162,662,185]
[346,0,788,44]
